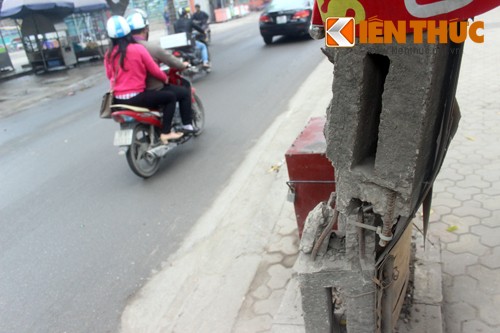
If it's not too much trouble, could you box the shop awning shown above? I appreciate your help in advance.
[0,0,109,19]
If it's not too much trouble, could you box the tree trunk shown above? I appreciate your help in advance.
[166,0,177,34]
[105,0,130,16]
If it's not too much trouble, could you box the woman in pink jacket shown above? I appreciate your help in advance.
[104,16,183,144]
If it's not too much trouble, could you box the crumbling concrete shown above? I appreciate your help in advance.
[297,211,378,333]
[298,33,463,332]
[324,34,458,218]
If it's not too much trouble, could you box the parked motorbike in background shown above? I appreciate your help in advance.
[110,67,205,178]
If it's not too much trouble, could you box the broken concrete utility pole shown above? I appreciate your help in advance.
[293,0,500,332]
[297,33,463,333]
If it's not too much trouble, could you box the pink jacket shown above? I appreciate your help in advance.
[104,43,167,96]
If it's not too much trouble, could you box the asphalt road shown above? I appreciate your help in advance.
[0,16,324,333]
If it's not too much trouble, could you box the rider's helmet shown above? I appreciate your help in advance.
[127,11,149,30]
[178,7,188,17]
[106,16,131,39]
[133,8,148,20]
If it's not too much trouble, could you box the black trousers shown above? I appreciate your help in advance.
[161,84,193,126]
[114,90,177,134]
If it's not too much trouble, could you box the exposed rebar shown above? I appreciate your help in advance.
[379,191,397,247]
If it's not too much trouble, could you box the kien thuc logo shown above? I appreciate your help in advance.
[325,17,485,47]
[325,17,356,47]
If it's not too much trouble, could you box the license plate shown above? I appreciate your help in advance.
[276,15,287,24]
[113,129,133,146]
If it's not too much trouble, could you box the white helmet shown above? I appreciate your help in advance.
[127,12,149,30]
[106,16,131,39]
[133,8,149,21]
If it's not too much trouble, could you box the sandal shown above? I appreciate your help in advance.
[160,131,184,144]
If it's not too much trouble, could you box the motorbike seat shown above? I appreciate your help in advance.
[111,104,162,116]
[111,104,151,112]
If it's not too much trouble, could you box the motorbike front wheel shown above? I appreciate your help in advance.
[126,123,160,178]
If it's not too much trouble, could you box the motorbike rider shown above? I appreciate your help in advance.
[126,11,197,133]
[104,15,183,144]
[192,4,210,30]
[174,7,210,68]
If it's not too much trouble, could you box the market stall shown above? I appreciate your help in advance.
[0,0,108,72]
[0,29,14,71]
[19,13,76,71]
[69,0,109,61]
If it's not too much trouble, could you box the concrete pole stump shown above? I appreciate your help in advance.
[298,34,463,332]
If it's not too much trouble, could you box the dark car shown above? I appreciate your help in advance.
[259,0,313,45]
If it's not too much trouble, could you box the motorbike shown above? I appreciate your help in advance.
[192,19,211,45]
[110,67,205,178]
[168,31,211,76]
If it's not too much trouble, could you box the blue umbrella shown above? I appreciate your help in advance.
[0,0,75,19]
[0,0,109,18]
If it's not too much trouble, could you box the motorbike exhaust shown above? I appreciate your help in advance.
[118,146,128,156]
[146,144,175,159]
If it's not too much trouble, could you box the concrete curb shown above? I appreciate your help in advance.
[397,230,444,333]
[272,277,305,333]
[0,68,34,82]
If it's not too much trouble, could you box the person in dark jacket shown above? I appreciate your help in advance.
[192,4,209,26]
[174,7,210,68]
[192,4,211,43]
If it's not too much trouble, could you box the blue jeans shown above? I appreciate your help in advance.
[195,40,209,63]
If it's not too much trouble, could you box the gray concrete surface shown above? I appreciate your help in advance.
[323,37,456,218]
[1,7,499,333]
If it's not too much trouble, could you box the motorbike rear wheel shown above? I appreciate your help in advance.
[126,123,160,178]
[192,93,205,136]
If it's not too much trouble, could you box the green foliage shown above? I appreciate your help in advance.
[129,0,165,20]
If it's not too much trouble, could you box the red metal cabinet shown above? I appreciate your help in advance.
[285,117,336,238]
